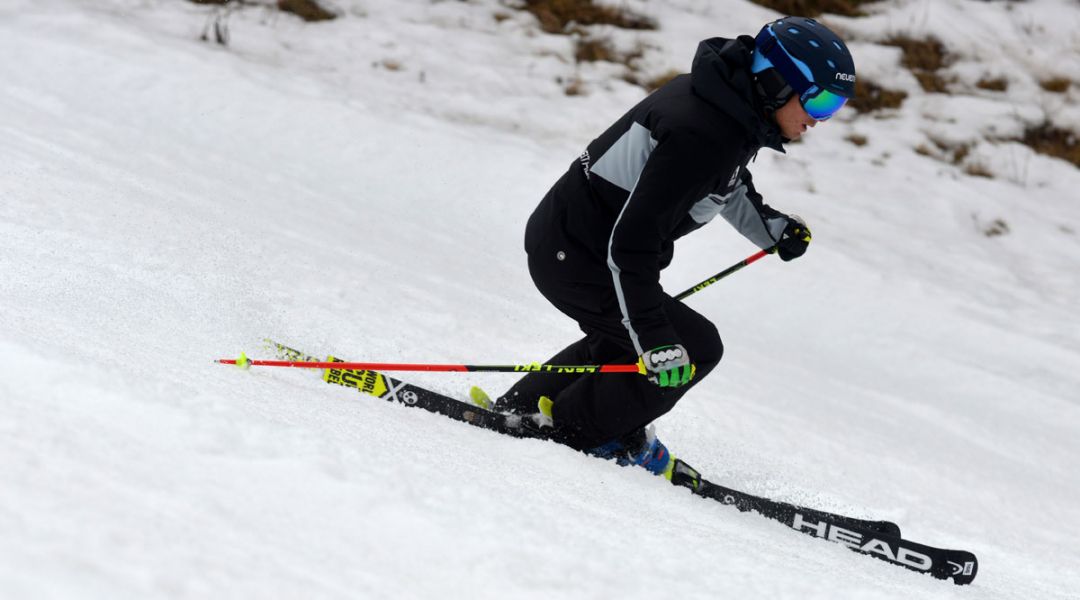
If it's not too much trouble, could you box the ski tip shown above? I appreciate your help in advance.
[468,386,492,410]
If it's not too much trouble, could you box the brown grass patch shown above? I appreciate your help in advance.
[1040,77,1071,93]
[278,0,335,22]
[954,142,972,164]
[885,36,950,92]
[982,219,1010,237]
[976,77,1008,92]
[563,76,585,96]
[920,137,985,173]
[747,0,879,17]
[574,35,644,66]
[1021,122,1080,167]
[964,163,994,179]
[846,133,868,146]
[522,0,655,34]
[847,79,907,113]
[575,36,617,63]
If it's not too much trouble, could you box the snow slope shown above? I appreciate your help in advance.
[2,0,1079,598]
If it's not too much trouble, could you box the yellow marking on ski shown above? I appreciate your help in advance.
[323,355,388,397]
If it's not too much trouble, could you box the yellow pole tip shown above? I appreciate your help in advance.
[236,352,251,370]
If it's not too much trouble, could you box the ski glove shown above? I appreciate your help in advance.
[775,215,812,262]
[638,344,695,388]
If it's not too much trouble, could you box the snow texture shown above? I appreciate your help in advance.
[1,0,1079,598]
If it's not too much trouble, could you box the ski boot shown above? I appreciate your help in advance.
[587,425,676,480]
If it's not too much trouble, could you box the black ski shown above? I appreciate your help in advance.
[263,340,977,585]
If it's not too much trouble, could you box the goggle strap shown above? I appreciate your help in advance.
[754,28,814,96]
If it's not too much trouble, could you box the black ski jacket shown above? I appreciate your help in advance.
[525,36,793,355]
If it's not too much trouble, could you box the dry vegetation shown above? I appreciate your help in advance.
[278,0,335,22]
[964,162,994,179]
[574,36,619,63]
[975,77,1008,92]
[187,0,335,22]
[915,136,996,178]
[917,123,1080,176]
[561,75,584,96]
[884,35,1078,172]
[189,0,1079,167]
[512,0,661,95]
[1021,123,1080,168]
[846,133,868,146]
[521,0,656,34]
[747,0,881,17]
[1040,77,1071,93]
[885,36,950,92]
[980,218,1010,237]
[847,79,907,113]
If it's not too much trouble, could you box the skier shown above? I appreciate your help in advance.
[490,16,856,477]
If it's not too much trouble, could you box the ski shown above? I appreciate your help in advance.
[667,461,977,584]
[262,339,977,585]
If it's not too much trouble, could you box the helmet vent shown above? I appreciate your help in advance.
[833,40,844,52]
[788,27,800,34]
[827,59,836,68]
[809,40,821,48]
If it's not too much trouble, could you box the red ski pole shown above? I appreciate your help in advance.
[673,249,771,301]
[220,252,769,374]
[216,356,642,374]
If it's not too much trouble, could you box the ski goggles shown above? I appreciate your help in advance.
[800,86,848,121]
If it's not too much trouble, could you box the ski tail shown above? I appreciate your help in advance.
[670,459,975,584]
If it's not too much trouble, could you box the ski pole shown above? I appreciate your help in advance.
[220,251,770,374]
[217,355,642,374]
[673,249,771,301]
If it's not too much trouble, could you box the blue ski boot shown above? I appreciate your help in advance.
[587,425,675,480]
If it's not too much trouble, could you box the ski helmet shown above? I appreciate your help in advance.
[751,16,856,120]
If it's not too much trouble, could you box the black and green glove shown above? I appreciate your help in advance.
[776,214,812,262]
[638,344,695,388]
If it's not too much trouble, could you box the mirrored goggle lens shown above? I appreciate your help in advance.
[801,88,848,121]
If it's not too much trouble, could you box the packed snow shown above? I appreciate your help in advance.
[2,0,1079,598]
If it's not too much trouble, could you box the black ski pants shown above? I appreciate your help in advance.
[498,240,724,450]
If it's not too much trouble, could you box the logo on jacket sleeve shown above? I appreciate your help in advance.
[725,166,740,191]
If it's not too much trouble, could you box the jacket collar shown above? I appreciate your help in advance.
[690,35,785,153]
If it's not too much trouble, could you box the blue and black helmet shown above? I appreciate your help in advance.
[751,17,856,120]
